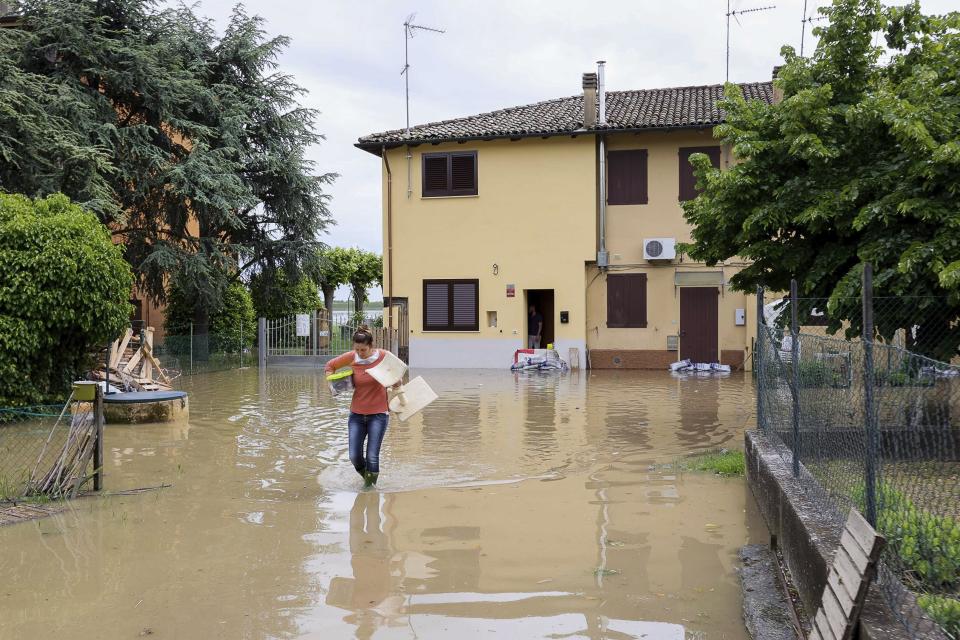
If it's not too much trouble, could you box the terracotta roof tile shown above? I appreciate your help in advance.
[358,82,772,150]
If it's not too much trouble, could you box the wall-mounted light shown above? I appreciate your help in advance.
[492,263,499,276]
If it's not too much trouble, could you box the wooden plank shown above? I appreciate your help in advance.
[809,626,823,640]
[142,328,154,381]
[827,576,856,618]
[111,329,133,369]
[822,585,848,640]
[142,346,170,384]
[814,610,838,640]
[829,559,860,604]
[839,530,869,574]
[845,509,879,555]
[123,348,144,374]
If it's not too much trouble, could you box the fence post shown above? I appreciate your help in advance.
[189,322,194,375]
[239,318,243,369]
[790,278,801,477]
[93,384,104,491]
[862,263,879,526]
[756,286,765,432]
[258,318,266,369]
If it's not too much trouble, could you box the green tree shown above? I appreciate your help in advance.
[249,270,322,320]
[312,247,356,315]
[0,194,132,405]
[682,0,960,360]
[0,0,334,332]
[348,249,383,316]
[165,280,255,352]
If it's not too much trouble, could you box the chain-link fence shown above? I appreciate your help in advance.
[0,404,72,501]
[152,322,257,381]
[756,281,960,640]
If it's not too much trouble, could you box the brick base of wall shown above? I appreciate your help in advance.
[721,349,745,371]
[588,349,676,369]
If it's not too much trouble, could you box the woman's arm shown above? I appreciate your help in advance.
[324,352,353,375]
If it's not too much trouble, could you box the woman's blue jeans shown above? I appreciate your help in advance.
[348,412,388,474]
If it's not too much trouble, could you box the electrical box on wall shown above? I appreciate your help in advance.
[560,311,569,324]
[735,308,746,325]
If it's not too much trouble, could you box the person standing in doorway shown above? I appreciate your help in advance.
[528,304,543,349]
[325,327,396,488]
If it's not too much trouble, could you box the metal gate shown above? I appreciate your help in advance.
[258,309,403,367]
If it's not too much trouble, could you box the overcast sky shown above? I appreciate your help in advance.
[187,0,954,301]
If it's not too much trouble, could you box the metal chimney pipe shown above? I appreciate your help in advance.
[597,60,607,126]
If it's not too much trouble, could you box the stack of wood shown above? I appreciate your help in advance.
[28,400,98,498]
[90,327,173,392]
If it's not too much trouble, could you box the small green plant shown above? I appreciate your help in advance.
[917,595,960,640]
[681,450,745,476]
[797,360,848,388]
[0,471,24,502]
[855,483,960,591]
[873,368,934,388]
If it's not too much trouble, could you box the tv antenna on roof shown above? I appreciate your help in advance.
[401,13,445,137]
[800,0,828,56]
[725,1,776,82]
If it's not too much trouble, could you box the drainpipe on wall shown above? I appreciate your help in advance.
[383,146,394,337]
[406,146,413,199]
[596,60,609,269]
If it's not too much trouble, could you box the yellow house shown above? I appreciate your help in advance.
[357,65,773,369]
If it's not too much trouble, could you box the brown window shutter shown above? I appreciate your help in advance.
[423,279,479,331]
[607,273,647,328]
[451,153,478,195]
[423,151,478,197]
[679,146,721,201]
[424,281,450,328]
[423,156,449,196]
[607,149,648,205]
[452,281,479,329]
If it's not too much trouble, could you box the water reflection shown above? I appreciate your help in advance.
[326,492,397,639]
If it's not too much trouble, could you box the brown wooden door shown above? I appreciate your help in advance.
[680,287,719,362]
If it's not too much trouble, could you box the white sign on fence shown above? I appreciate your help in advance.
[296,314,310,337]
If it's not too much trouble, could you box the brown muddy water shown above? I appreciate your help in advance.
[0,368,764,640]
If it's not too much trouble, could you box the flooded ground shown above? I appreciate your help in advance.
[1,368,764,639]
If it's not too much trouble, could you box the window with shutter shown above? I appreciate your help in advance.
[423,279,479,331]
[607,149,648,205]
[679,146,721,201]
[606,274,648,328]
[422,152,478,197]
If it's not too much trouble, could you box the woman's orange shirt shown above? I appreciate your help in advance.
[324,350,391,415]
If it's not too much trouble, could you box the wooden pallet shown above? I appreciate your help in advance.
[809,509,886,640]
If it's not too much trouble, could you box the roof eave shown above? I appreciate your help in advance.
[355,122,723,155]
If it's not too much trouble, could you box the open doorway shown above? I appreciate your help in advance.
[525,289,555,348]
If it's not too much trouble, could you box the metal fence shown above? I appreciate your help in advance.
[260,310,401,363]
[0,404,74,501]
[152,322,257,380]
[755,274,959,640]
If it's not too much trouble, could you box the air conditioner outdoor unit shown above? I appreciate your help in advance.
[643,237,676,261]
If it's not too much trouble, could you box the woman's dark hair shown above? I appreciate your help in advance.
[352,325,374,346]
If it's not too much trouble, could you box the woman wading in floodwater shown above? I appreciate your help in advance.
[325,327,395,488]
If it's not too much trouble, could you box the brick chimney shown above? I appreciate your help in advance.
[772,65,784,104]
[583,72,598,128]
